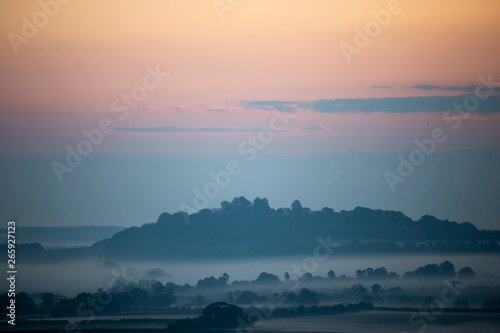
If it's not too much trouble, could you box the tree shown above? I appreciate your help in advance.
[284,292,297,303]
[151,281,165,294]
[41,292,58,313]
[327,270,336,279]
[168,302,244,330]
[16,292,36,316]
[371,284,381,294]
[321,207,334,216]
[301,273,313,280]
[256,272,280,284]
[439,261,455,278]
[201,302,244,327]
[191,294,208,306]
[220,201,231,210]
[298,288,319,305]
[344,284,368,297]
[414,264,440,278]
[128,288,148,308]
[231,196,252,208]
[374,267,388,279]
[481,298,500,309]
[457,267,475,278]
[234,290,262,305]
[51,298,76,317]
[253,197,270,211]
[291,200,303,216]
[157,288,176,307]
[197,274,229,289]
[225,292,235,303]
[403,271,414,279]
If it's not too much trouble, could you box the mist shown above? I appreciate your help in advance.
[6,254,500,297]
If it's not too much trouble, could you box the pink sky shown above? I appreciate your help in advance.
[1,0,500,156]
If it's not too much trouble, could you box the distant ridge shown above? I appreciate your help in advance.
[0,226,125,246]
[92,197,500,260]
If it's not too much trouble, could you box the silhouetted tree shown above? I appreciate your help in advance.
[16,292,36,316]
[129,288,148,308]
[414,264,440,278]
[457,266,476,278]
[231,196,252,208]
[233,290,263,305]
[321,207,334,216]
[197,274,229,289]
[291,200,303,217]
[168,302,244,330]
[298,288,319,305]
[253,197,271,212]
[220,201,231,210]
[373,267,389,279]
[285,292,297,303]
[344,284,368,297]
[301,273,313,280]
[481,298,500,309]
[41,292,59,313]
[439,260,455,278]
[191,294,208,306]
[371,284,381,294]
[256,272,280,284]
[201,302,244,327]
[51,298,76,317]
[402,271,414,279]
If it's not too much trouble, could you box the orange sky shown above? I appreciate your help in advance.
[1,0,500,110]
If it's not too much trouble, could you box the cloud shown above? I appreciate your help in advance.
[412,84,481,92]
[223,90,500,115]
[412,84,441,90]
[169,106,191,112]
[205,106,242,114]
[372,85,394,89]
[303,94,500,113]
[303,124,328,131]
[206,107,231,113]
[115,127,266,133]
[236,93,500,114]
[239,100,299,112]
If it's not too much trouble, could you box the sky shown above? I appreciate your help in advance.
[0,0,500,229]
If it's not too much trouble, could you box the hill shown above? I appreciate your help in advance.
[92,197,500,260]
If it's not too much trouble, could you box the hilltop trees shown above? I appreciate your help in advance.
[95,196,500,261]
[197,274,229,289]
[256,272,280,284]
